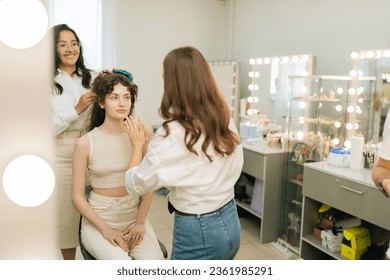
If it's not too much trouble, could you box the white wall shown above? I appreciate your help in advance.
[233,0,390,118]
[113,0,232,127]
[114,0,390,126]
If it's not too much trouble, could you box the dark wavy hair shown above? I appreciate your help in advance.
[52,24,92,95]
[160,46,241,162]
[88,72,138,131]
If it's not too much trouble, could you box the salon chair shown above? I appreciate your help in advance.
[78,217,168,260]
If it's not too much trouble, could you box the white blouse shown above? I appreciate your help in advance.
[51,69,97,135]
[125,119,243,214]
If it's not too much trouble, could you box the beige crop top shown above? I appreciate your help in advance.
[87,127,131,188]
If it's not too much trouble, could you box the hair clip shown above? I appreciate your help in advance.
[112,69,133,82]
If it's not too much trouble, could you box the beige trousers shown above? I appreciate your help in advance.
[81,191,164,260]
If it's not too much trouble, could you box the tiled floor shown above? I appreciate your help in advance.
[70,191,285,260]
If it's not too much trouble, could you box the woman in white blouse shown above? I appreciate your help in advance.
[124,46,244,259]
[51,24,97,260]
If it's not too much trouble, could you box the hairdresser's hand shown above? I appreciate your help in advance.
[122,224,145,250]
[75,92,97,115]
[123,116,146,150]
[101,227,129,253]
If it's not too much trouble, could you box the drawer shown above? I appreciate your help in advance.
[303,167,390,231]
[243,148,265,180]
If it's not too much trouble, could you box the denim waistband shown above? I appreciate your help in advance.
[170,199,234,217]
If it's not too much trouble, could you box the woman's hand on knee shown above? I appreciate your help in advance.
[102,228,129,253]
[122,225,145,250]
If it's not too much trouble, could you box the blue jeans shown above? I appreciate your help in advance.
[171,200,241,260]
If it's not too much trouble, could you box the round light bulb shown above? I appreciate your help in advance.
[335,105,342,112]
[300,86,308,94]
[336,87,344,95]
[248,84,254,91]
[348,88,356,95]
[346,123,354,130]
[247,96,253,103]
[299,102,306,109]
[357,97,363,103]
[350,52,360,59]
[0,0,48,49]
[347,105,355,113]
[366,51,375,58]
[256,58,263,65]
[344,140,351,148]
[333,138,340,145]
[349,70,357,77]
[299,117,305,124]
[334,121,341,128]
[253,96,259,103]
[264,57,271,64]
[2,155,55,207]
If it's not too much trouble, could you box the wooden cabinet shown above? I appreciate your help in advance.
[301,162,390,259]
[237,142,285,243]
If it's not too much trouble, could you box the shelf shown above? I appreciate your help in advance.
[301,234,347,260]
[235,199,262,219]
[289,179,303,187]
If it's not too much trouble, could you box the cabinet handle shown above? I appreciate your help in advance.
[339,185,363,195]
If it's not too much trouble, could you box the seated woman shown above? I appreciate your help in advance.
[71,70,164,260]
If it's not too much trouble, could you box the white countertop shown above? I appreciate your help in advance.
[304,161,375,188]
[242,140,286,155]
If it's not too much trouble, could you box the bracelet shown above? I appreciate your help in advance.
[378,177,389,198]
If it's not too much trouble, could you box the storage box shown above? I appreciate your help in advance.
[340,226,371,260]
[313,217,334,241]
[341,245,367,260]
[321,229,343,245]
[342,226,371,249]
[322,240,342,252]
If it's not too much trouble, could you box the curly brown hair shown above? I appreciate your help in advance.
[88,72,138,131]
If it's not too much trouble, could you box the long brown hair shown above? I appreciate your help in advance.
[52,24,92,95]
[160,46,241,162]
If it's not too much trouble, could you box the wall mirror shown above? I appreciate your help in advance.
[245,54,316,130]
[351,48,390,142]
[208,61,240,126]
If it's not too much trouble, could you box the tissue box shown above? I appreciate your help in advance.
[341,226,371,260]
[322,240,342,252]
[321,229,343,245]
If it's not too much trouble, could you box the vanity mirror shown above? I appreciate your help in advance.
[351,48,390,142]
[245,54,316,129]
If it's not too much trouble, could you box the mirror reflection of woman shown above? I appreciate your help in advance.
[51,24,97,260]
